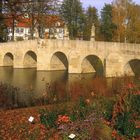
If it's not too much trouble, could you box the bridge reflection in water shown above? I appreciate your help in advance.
[0,66,139,108]
[0,67,98,92]
[0,67,95,107]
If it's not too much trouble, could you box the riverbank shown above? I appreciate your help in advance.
[0,76,140,139]
[0,93,140,139]
[0,102,73,140]
[0,100,113,140]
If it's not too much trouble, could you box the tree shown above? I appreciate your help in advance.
[112,0,140,43]
[100,4,117,41]
[83,6,99,41]
[36,0,60,39]
[3,0,25,41]
[60,0,84,39]
[126,4,140,43]
[0,0,7,42]
[22,0,59,39]
[112,0,129,42]
[2,0,59,40]
[112,0,139,43]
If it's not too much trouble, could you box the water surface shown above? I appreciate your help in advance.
[0,67,139,108]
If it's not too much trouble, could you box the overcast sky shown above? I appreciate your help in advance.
[80,0,140,12]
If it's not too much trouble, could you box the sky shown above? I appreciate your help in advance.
[80,0,140,12]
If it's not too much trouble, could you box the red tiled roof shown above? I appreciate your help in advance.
[5,18,32,28]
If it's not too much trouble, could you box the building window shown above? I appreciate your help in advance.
[54,28,57,33]
[8,28,12,33]
[20,28,24,33]
[28,29,31,34]
[15,28,24,34]
[59,28,63,33]
[50,28,53,34]
[16,28,19,33]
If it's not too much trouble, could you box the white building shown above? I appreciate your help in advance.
[6,15,65,41]
[7,27,31,41]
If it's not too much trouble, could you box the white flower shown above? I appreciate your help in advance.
[28,116,34,123]
[68,133,76,139]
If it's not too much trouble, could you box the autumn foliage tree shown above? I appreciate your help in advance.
[3,0,26,41]
[2,0,59,40]
[112,0,140,43]
[126,4,140,43]
[23,0,59,39]
[112,0,130,42]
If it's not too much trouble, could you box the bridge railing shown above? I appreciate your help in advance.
[0,39,139,55]
[0,40,38,48]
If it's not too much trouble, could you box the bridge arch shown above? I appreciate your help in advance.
[50,51,68,71]
[3,52,14,66]
[124,58,140,76]
[81,55,104,76]
[23,50,37,68]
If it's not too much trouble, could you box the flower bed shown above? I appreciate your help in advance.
[0,77,140,139]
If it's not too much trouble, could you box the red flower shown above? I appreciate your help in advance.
[127,83,135,89]
[57,115,70,124]
[112,130,117,138]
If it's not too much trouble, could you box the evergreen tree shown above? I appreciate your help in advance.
[60,0,84,39]
[83,6,99,41]
[100,4,117,41]
[0,0,7,42]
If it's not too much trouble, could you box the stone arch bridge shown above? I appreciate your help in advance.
[0,39,139,77]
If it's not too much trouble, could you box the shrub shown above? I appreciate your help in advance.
[40,109,58,128]
[39,107,69,128]
[103,99,115,121]
[130,94,140,116]
[0,83,20,109]
[93,95,115,121]
[111,83,140,139]
[72,96,92,120]
[114,112,136,138]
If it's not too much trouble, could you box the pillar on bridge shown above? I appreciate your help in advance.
[68,54,81,73]
[37,49,51,71]
[105,53,124,77]
[105,66,124,77]
[69,65,81,73]
[14,55,24,68]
